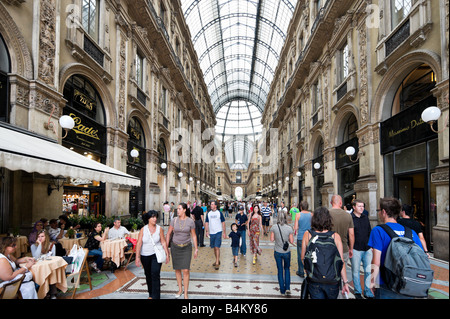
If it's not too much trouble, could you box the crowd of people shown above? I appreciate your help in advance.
[0,195,431,300]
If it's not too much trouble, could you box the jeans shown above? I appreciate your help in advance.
[238,230,246,255]
[296,239,305,276]
[141,254,162,299]
[308,281,340,299]
[350,249,374,297]
[274,251,291,294]
[88,248,104,269]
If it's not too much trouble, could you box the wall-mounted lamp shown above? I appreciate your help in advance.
[285,176,290,182]
[44,105,75,139]
[314,162,324,174]
[160,162,167,170]
[189,177,193,182]
[345,146,365,163]
[48,175,66,196]
[296,171,302,177]
[178,172,184,178]
[122,149,139,163]
[421,106,449,134]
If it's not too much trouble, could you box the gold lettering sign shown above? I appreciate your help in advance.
[69,113,100,140]
[388,118,426,138]
[74,89,96,111]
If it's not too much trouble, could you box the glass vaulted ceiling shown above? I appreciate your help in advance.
[181,0,297,169]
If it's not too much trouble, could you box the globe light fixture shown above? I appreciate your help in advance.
[421,106,448,133]
[296,171,301,177]
[345,146,365,163]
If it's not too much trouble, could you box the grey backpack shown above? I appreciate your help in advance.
[379,224,434,298]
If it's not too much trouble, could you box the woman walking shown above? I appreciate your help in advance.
[135,210,169,299]
[166,203,198,299]
[248,204,263,265]
[270,211,294,296]
[301,206,350,299]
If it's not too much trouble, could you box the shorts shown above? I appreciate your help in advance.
[210,232,223,248]
[232,246,239,256]
[262,216,270,226]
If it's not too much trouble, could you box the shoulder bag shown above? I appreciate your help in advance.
[149,225,166,264]
[277,224,289,251]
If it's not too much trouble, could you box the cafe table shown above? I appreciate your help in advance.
[25,256,68,299]
[100,238,127,267]
[13,236,29,258]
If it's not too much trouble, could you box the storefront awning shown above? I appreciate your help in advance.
[0,124,140,187]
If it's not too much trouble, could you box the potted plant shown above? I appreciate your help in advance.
[67,227,75,239]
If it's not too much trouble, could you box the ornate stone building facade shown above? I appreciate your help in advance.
[0,0,215,233]
[261,0,449,260]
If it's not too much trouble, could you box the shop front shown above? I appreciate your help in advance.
[62,75,107,216]
[380,65,438,251]
[127,117,146,217]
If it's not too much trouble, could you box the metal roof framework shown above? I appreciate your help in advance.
[181,0,297,169]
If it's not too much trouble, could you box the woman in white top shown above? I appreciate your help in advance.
[135,210,169,299]
[0,237,38,299]
[31,230,56,259]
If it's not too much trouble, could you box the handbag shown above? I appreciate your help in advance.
[278,224,289,251]
[149,225,166,264]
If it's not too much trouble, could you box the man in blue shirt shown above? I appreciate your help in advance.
[368,197,424,299]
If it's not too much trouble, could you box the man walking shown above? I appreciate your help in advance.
[261,201,272,236]
[235,205,248,256]
[329,195,354,263]
[205,200,226,270]
[350,199,374,299]
[368,197,425,299]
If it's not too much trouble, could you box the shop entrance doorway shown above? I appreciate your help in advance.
[395,173,431,251]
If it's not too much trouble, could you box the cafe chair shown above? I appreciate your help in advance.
[123,245,136,270]
[66,248,92,299]
[0,275,24,299]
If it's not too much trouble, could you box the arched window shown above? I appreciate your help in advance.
[236,171,242,183]
[392,64,436,116]
[0,33,11,122]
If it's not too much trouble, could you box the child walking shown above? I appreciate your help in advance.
[228,223,241,267]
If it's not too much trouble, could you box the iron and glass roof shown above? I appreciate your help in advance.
[181,0,297,169]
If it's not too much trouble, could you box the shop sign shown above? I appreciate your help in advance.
[64,108,106,155]
[74,89,97,113]
[380,99,437,154]
[70,178,93,186]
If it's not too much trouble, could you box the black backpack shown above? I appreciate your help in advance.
[379,224,434,298]
[303,230,343,284]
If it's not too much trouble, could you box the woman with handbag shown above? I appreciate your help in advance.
[270,211,294,296]
[135,210,169,299]
[166,203,198,299]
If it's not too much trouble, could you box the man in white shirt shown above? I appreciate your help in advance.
[107,218,129,240]
[205,200,226,270]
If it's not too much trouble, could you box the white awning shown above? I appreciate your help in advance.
[0,124,140,187]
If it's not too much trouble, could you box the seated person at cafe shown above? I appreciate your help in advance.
[85,222,108,272]
[31,230,56,259]
[59,214,80,231]
[107,218,130,240]
[0,237,38,299]
[28,220,45,246]
[48,219,67,256]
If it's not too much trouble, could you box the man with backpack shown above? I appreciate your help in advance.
[368,197,433,299]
